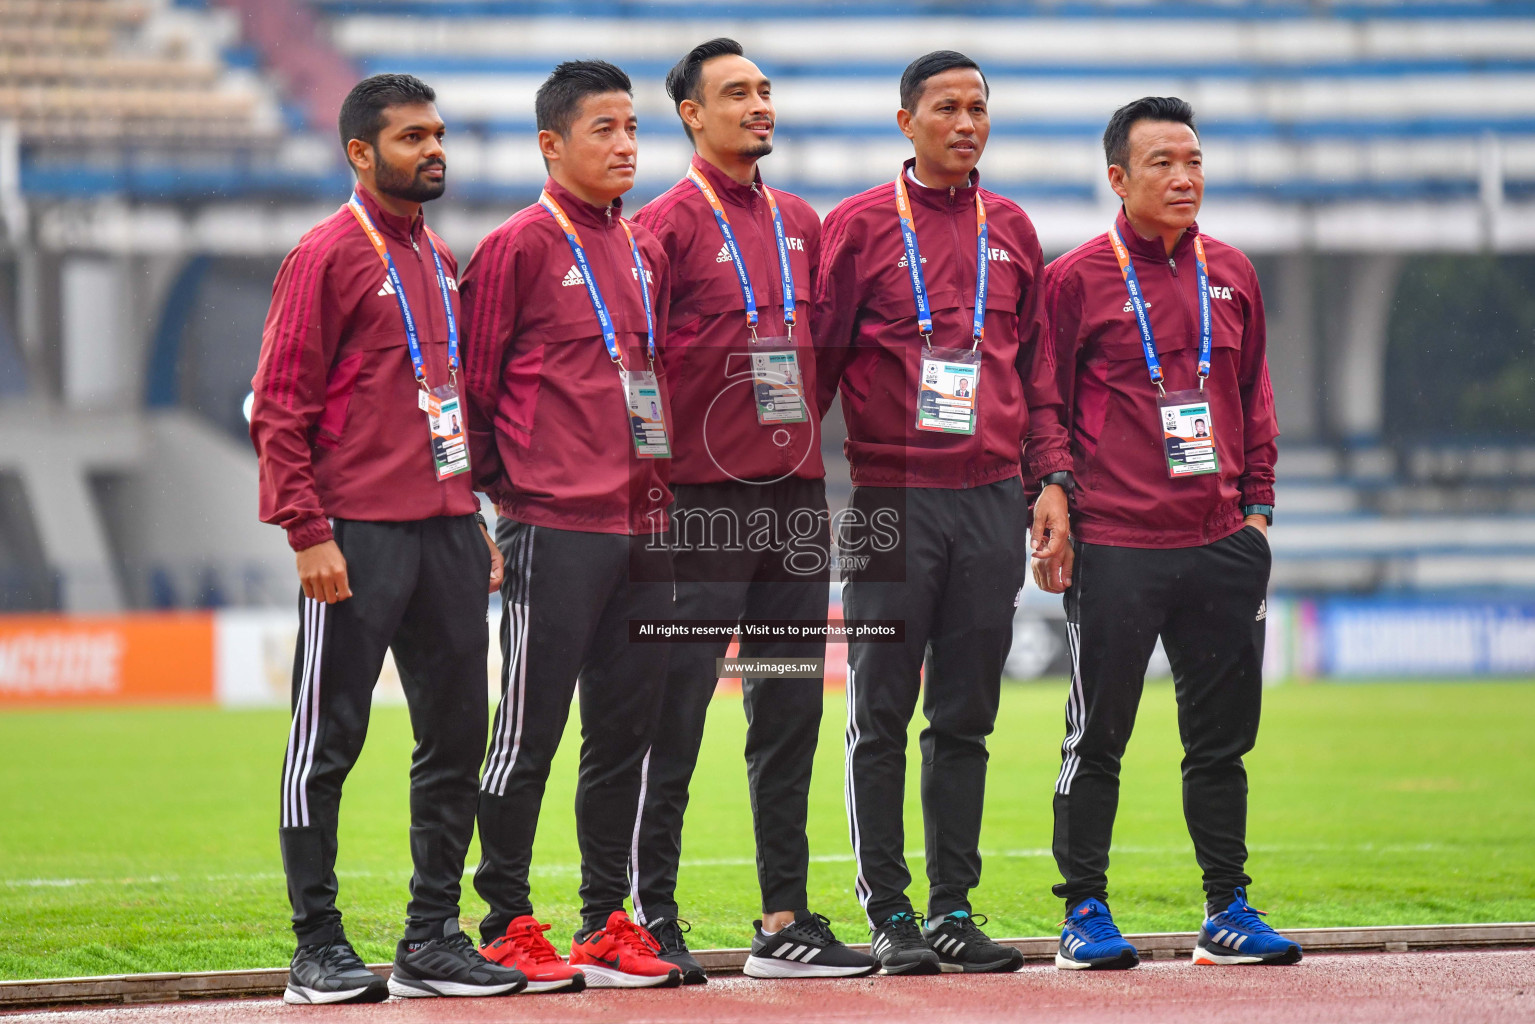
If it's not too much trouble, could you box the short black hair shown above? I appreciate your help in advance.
[338,73,436,164]
[665,37,746,143]
[899,50,987,112]
[1103,96,1198,170]
[536,60,633,139]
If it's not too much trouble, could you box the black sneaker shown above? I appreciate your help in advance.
[388,927,528,998]
[924,911,1024,973]
[744,912,880,979]
[284,938,388,1005]
[646,917,707,985]
[869,912,940,975]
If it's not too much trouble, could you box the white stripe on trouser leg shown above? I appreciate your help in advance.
[484,527,533,796]
[628,747,651,924]
[1055,619,1086,795]
[280,599,318,828]
[481,528,523,790]
[279,599,310,827]
[290,600,326,828]
[842,665,873,916]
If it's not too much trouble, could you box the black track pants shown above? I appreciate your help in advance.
[278,515,491,947]
[475,520,672,939]
[840,478,1030,927]
[1051,526,1271,909]
[630,477,829,925]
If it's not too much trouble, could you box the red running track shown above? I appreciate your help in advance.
[5,950,1533,1024]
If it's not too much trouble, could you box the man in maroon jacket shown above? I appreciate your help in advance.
[1037,96,1302,971]
[459,60,682,991]
[629,37,876,983]
[250,74,524,1003]
[814,51,1071,975]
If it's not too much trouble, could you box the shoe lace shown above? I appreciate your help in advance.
[441,931,488,962]
[789,913,838,945]
[490,919,563,965]
[1220,900,1277,935]
[649,917,691,955]
[884,911,927,946]
[316,940,365,971]
[944,911,991,939]
[1062,907,1124,943]
[609,916,663,958]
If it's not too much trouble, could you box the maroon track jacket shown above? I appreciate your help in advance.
[634,154,824,485]
[1042,209,1278,548]
[459,178,672,535]
[250,185,476,552]
[813,161,1069,489]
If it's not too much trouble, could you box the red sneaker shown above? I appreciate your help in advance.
[480,916,587,993]
[569,910,682,989]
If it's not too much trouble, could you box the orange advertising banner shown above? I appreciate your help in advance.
[0,612,216,707]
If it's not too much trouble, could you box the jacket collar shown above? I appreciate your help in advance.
[1114,206,1200,263]
[900,157,980,210]
[542,176,624,231]
[352,184,423,245]
[689,153,763,208]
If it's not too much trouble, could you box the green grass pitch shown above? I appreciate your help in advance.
[2,680,1533,981]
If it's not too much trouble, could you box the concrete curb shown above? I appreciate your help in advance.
[3,923,1532,1010]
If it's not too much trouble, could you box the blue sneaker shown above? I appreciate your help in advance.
[1193,889,1303,966]
[1055,898,1139,970]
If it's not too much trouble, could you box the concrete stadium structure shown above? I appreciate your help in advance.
[3,0,1535,611]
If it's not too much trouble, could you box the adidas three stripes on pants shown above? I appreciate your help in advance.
[278,515,491,947]
[474,518,672,940]
[1050,526,1271,910]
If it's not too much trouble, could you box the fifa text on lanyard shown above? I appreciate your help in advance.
[346,193,468,481]
[1108,224,1218,479]
[539,190,670,459]
[686,167,806,426]
[895,172,986,436]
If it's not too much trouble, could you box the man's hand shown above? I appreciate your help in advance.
[1031,483,1074,594]
[1244,513,1269,537]
[296,540,351,604]
[482,523,504,594]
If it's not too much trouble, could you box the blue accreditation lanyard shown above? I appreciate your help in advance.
[346,193,457,387]
[1108,224,1212,394]
[686,166,797,337]
[540,190,656,370]
[893,170,987,350]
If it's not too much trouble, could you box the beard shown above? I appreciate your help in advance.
[740,138,774,159]
[374,152,447,203]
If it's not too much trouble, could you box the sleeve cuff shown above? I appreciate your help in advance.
[286,517,334,552]
[1025,449,1075,483]
[1240,484,1276,507]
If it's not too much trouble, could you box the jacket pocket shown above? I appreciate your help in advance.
[314,351,365,449]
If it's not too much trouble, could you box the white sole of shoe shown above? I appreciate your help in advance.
[283,983,383,1005]
[1054,951,1139,971]
[743,954,879,979]
[578,965,679,988]
[1193,943,1299,966]
[523,977,581,993]
[386,976,522,998]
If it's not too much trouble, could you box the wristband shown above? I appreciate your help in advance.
[1242,504,1273,526]
[472,511,488,530]
[1040,471,1076,496]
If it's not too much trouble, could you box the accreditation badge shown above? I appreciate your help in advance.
[422,384,470,481]
[915,347,980,435]
[748,335,807,426]
[1158,389,1219,478]
[621,368,672,459]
